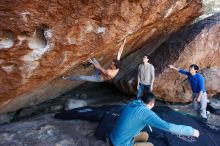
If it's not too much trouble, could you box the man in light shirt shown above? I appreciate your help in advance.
[137,56,155,100]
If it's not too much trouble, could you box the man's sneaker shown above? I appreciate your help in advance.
[199,114,208,122]
[201,117,208,122]
[207,111,211,118]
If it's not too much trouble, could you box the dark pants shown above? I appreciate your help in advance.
[136,83,151,100]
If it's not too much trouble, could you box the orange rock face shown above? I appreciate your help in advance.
[114,13,220,103]
[0,0,202,113]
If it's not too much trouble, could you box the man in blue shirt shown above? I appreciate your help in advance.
[169,64,207,118]
[109,92,199,146]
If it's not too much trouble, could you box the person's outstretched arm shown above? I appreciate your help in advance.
[93,63,107,75]
[88,58,108,76]
[169,65,190,76]
[168,65,180,71]
[117,37,127,60]
[145,112,199,137]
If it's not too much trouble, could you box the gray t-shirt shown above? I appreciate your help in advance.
[138,63,155,85]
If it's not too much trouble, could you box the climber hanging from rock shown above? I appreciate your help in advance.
[61,37,127,82]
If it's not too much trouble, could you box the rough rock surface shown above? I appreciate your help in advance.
[0,114,107,146]
[113,13,220,102]
[0,0,202,113]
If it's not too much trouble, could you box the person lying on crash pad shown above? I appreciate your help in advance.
[108,92,200,146]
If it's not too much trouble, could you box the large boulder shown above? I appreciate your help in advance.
[0,0,202,113]
[113,13,220,103]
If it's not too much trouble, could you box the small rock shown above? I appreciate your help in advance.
[0,113,14,124]
[0,133,15,141]
[50,105,63,112]
[56,140,72,146]
[65,99,87,110]
[17,107,34,118]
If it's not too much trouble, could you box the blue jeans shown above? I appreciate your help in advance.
[136,83,151,100]
[66,69,104,82]
[66,58,104,82]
